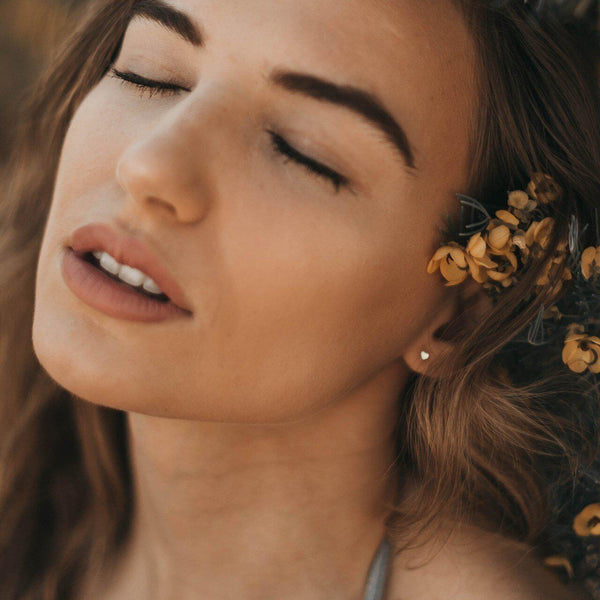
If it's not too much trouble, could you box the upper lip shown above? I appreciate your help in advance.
[68,223,193,313]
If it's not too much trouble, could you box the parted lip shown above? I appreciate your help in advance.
[67,223,193,313]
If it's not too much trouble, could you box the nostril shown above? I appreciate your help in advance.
[147,196,176,216]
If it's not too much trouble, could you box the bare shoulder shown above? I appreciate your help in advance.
[386,521,590,600]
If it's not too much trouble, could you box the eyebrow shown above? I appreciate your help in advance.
[127,0,418,173]
[269,70,417,172]
[129,0,204,47]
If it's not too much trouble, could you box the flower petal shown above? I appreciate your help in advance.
[466,233,487,258]
[512,232,528,251]
[505,251,518,269]
[488,225,510,251]
[440,257,468,282]
[562,340,581,364]
[543,555,574,579]
[508,190,530,210]
[474,253,498,268]
[527,172,562,204]
[495,209,520,226]
[573,503,600,536]
[465,255,486,283]
[426,257,441,274]
[581,245,598,280]
[487,269,512,282]
[565,357,590,373]
[430,245,453,262]
[448,246,468,268]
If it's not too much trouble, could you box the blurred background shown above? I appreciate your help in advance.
[0,0,87,177]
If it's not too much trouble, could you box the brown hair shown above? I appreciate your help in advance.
[1,1,599,597]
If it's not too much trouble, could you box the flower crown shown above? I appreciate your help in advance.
[426,173,600,375]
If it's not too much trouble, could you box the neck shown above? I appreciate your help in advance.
[91,363,407,600]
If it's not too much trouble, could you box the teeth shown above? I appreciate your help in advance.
[142,278,163,295]
[97,251,120,275]
[92,250,165,296]
[118,264,146,287]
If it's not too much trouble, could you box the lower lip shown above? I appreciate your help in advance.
[61,247,192,322]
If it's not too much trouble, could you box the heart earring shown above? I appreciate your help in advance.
[420,350,430,361]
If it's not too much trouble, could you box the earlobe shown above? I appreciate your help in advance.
[401,296,458,376]
[402,279,493,376]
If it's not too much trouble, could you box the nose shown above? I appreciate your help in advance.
[115,100,216,224]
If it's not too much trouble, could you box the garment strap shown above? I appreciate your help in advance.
[362,535,392,600]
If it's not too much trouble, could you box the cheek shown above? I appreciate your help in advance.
[189,196,435,420]
[52,85,126,204]
[32,86,134,397]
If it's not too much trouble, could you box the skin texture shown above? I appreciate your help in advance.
[31,0,581,598]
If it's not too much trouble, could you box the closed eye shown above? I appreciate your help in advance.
[268,131,350,194]
[110,68,351,194]
[110,67,190,97]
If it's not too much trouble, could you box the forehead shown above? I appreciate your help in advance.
[133,0,478,185]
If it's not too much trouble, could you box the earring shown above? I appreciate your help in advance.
[420,350,430,361]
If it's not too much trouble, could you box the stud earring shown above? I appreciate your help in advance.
[420,350,430,361]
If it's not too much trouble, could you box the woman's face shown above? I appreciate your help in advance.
[33,0,477,422]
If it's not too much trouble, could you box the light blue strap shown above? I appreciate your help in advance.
[363,536,391,600]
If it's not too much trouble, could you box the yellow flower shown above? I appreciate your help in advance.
[426,242,470,286]
[562,324,600,374]
[523,219,572,289]
[525,217,555,254]
[508,189,537,212]
[486,223,513,255]
[464,232,498,283]
[511,228,530,260]
[494,209,521,227]
[535,255,572,296]
[526,172,563,204]
[486,250,519,287]
[550,268,572,298]
[525,220,571,298]
[484,210,521,257]
[573,503,600,536]
[581,245,600,280]
[543,555,574,579]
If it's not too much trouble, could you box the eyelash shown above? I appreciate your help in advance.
[110,67,186,98]
[110,67,350,194]
[266,131,349,193]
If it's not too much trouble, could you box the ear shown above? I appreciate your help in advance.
[401,278,494,376]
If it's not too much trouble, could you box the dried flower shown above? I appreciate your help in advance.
[581,245,600,280]
[426,242,470,286]
[507,186,538,223]
[525,217,555,257]
[511,228,530,258]
[573,503,600,536]
[486,250,519,287]
[526,172,563,204]
[487,223,513,254]
[495,209,521,227]
[464,232,498,283]
[543,555,574,579]
[426,172,600,379]
[562,324,600,374]
[535,253,572,296]
[508,189,537,212]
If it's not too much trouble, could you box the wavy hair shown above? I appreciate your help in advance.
[0,1,599,598]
